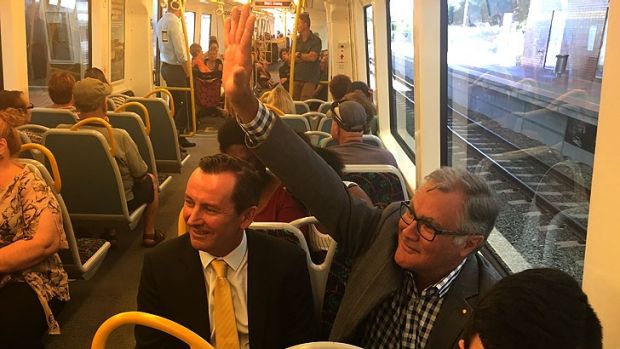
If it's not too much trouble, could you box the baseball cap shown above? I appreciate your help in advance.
[73,77,112,112]
[330,100,366,132]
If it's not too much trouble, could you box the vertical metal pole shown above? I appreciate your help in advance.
[178,0,197,135]
[288,0,306,98]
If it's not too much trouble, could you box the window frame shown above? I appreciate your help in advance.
[110,0,125,83]
[363,4,374,89]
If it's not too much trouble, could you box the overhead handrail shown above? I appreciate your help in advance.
[19,143,62,192]
[144,88,176,119]
[91,311,213,349]
[114,102,151,135]
[70,118,117,156]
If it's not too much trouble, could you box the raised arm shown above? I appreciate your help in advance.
[223,5,258,121]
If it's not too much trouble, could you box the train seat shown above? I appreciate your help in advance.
[318,135,387,150]
[41,121,147,231]
[125,97,189,173]
[302,111,326,130]
[342,164,409,208]
[304,130,331,146]
[317,116,333,134]
[318,102,332,114]
[294,101,311,114]
[107,111,172,191]
[303,98,327,112]
[31,107,78,128]
[282,114,311,133]
[18,146,111,280]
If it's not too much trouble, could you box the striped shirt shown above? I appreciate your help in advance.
[238,101,276,145]
[361,259,466,348]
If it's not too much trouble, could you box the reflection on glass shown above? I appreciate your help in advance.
[388,0,414,156]
[111,0,125,82]
[445,0,607,282]
[184,11,196,44]
[200,14,212,50]
[25,0,90,105]
[364,6,376,91]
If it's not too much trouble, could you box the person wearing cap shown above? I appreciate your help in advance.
[328,100,397,167]
[73,78,166,247]
[292,12,322,101]
[156,0,195,148]
[223,6,501,347]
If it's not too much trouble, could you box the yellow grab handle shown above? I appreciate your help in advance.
[70,118,116,156]
[19,143,62,192]
[114,102,151,135]
[144,88,175,119]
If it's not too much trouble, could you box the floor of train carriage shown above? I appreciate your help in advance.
[43,127,220,348]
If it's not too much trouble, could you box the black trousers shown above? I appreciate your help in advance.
[0,282,65,348]
[161,62,190,132]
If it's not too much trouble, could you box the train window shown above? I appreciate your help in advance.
[184,11,196,44]
[387,0,415,160]
[110,0,125,82]
[199,14,212,50]
[25,0,90,104]
[443,0,608,282]
[364,5,376,91]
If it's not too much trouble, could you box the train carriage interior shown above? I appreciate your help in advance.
[1,0,620,347]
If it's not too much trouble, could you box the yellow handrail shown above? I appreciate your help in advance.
[91,311,213,349]
[288,0,306,97]
[114,102,151,135]
[19,143,62,192]
[263,103,286,117]
[144,88,176,119]
[70,118,117,156]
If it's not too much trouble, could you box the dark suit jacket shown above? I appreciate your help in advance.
[135,231,316,349]
[251,118,501,348]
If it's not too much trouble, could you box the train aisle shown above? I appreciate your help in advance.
[43,130,220,348]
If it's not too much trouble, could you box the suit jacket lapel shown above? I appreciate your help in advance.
[178,235,212,340]
[246,232,269,348]
[424,256,479,349]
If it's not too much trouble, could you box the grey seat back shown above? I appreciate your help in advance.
[318,116,333,134]
[42,128,145,229]
[126,97,184,173]
[31,107,78,128]
[342,164,409,209]
[302,111,326,130]
[107,111,158,177]
[294,101,310,114]
[281,114,311,133]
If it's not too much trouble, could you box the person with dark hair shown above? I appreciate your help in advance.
[349,80,373,101]
[0,90,33,112]
[292,12,322,100]
[47,71,76,112]
[84,67,127,110]
[217,117,307,225]
[223,7,502,347]
[342,90,377,134]
[135,153,316,349]
[460,268,602,349]
[279,47,291,91]
[157,1,195,148]
[73,78,166,248]
[329,74,352,102]
[0,108,70,348]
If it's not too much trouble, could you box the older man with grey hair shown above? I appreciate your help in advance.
[222,5,502,348]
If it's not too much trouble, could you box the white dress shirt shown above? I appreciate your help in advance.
[156,12,188,65]
[199,232,249,349]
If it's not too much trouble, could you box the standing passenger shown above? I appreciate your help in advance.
[135,154,316,348]
[223,6,501,348]
[279,47,291,92]
[292,13,322,101]
[156,0,195,148]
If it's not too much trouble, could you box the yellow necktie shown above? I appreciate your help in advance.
[211,259,240,349]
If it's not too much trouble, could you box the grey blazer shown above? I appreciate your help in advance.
[252,118,500,348]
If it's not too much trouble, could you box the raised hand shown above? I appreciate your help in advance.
[223,5,257,120]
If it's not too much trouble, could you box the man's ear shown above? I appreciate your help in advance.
[239,206,257,229]
[459,235,485,257]
[458,339,466,349]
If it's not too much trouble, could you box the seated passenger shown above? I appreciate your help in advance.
[329,74,352,102]
[135,154,316,348]
[259,84,295,114]
[72,78,165,247]
[342,90,377,134]
[47,71,77,113]
[191,42,223,114]
[224,7,501,347]
[279,47,291,92]
[349,80,373,102]
[84,67,127,109]
[312,50,329,103]
[0,108,70,347]
[0,90,38,142]
[217,117,307,225]
[460,268,602,349]
[328,100,398,167]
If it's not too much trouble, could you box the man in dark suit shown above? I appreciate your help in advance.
[222,6,501,348]
[135,154,315,349]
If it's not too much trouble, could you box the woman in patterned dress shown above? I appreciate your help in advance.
[0,108,70,348]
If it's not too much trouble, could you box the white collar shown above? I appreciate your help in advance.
[199,231,247,271]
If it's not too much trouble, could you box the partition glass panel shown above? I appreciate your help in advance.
[110,0,125,82]
[444,0,608,282]
[388,0,415,159]
[200,14,212,50]
[25,0,90,106]
[184,11,196,44]
[364,5,376,91]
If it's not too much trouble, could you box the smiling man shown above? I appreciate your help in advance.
[135,154,315,349]
[222,5,502,348]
